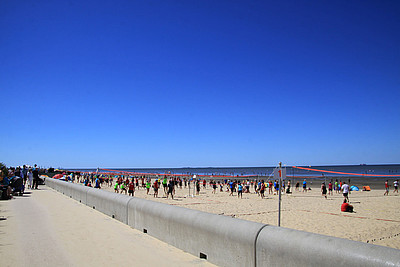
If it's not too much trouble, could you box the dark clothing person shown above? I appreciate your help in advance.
[32,168,39,189]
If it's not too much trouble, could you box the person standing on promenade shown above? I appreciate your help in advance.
[27,169,33,189]
[342,182,349,202]
[22,165,28,185]
[32,164,39,189]
[394,180,399,193]
[302,179,307,192]
[384,180,390,196]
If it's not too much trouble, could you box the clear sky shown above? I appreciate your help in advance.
[1,1,399,168]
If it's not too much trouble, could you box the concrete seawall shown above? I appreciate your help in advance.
[45,178,400,267]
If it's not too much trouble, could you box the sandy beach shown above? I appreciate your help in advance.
[100,180,400,250]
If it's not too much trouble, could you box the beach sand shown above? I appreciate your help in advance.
[101,181,400,250]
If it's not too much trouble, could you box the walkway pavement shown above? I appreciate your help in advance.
[0,186,215,267]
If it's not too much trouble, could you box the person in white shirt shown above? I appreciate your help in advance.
[341,182,350,202]
[27,170,33,189]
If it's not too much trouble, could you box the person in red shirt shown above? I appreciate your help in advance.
[128,181,135,196]
[341,199,353,212]
[384,180,390,196]
[153,180,159,198]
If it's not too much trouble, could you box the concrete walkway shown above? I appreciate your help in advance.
[0,186,215,267]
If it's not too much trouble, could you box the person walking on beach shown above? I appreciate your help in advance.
[229,180,234,196]
[335,180,339,194]
[328,181,333,196]
[196,180,201,195]
[237,182,243,199]
[153,179,159,198]
[302,179,307,192]
[167,180,174,199]
[321,182,327,199]
[146,179,151,194]
[120,182,127,194]
[94,177,101,189]
[384,180,390,196]
[268,180,273,194]
[342,181,349,202]
[162,176,167,194]
[212,181,217,194]
[394,180,399,193]
[114,182,119,193]
[260,180,266,199]
[128,180,135,196]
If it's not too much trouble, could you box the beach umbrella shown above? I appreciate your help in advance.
[53,174,63,179]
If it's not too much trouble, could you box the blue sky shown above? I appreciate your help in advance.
[1,1,399,168]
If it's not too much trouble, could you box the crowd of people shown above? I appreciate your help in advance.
[2,163,399,214]
[0,163,43,199]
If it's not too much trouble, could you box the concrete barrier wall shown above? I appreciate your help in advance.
[45,178,400,267]
[86,188,132,224]
[127,197,264,267]
[256,225,400,267]
[69,183,90,204]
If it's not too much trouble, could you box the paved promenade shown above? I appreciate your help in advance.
[0,186,215,267]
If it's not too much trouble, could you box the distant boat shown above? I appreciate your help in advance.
[360,164,367,166]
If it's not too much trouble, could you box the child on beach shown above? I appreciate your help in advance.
[394,180,399,193]
[302,179,307,192]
